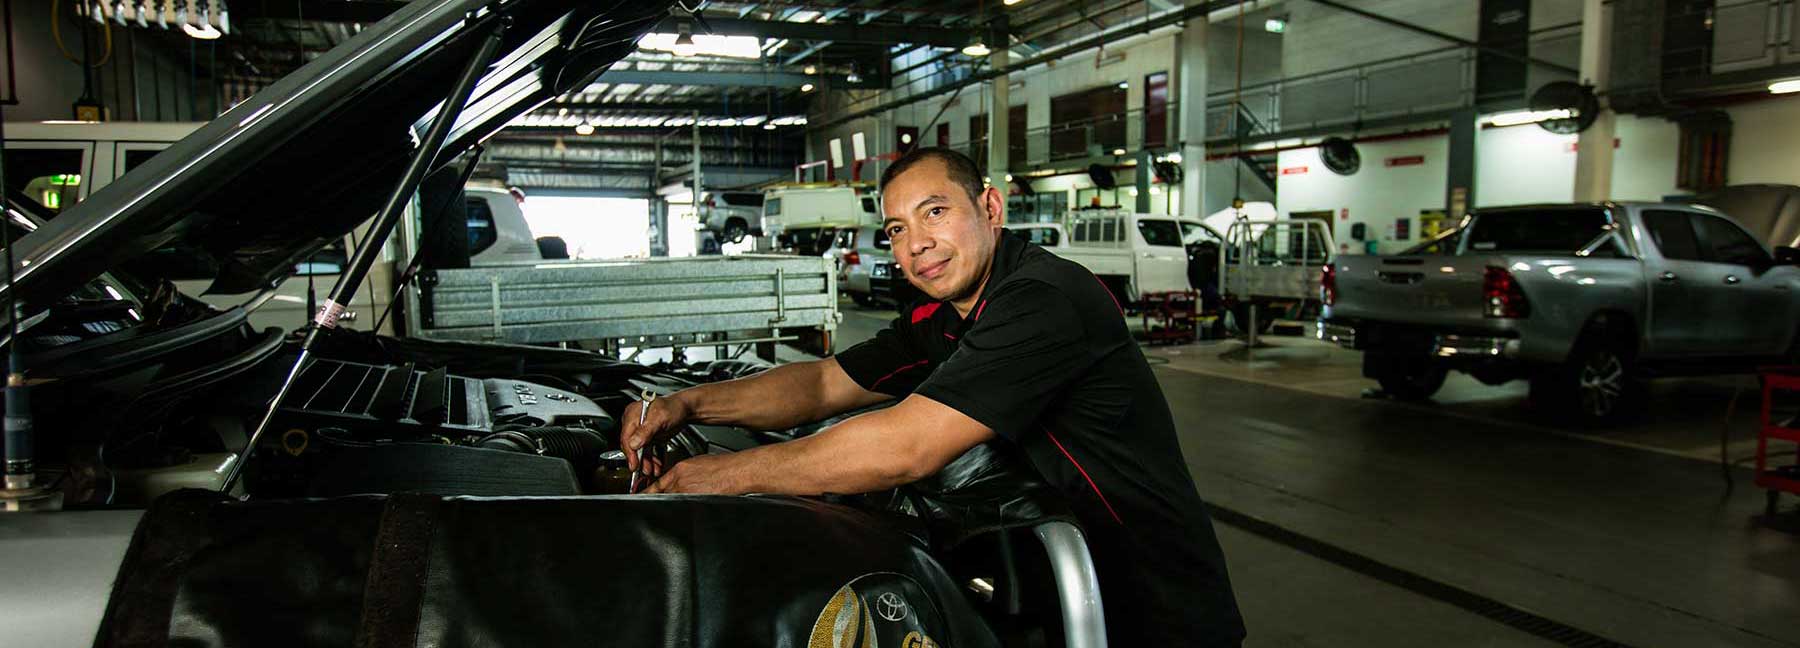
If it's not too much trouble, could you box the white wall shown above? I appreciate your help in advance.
[1725,94,1800,186]
[1271,108,1706,255]
[1276,135,1449,254]
[1476,124,1576,206]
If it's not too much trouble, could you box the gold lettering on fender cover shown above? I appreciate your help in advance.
[902,630,938,648]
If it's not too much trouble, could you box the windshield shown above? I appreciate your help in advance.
[1465,208,1610,253]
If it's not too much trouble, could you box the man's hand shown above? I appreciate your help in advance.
[620,394,693,475]
[641,454,741,494]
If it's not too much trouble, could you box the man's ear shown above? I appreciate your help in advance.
[982,186,1006,227]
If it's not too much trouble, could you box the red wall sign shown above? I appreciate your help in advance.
[1566,138,1621,153]
[1280,166,1309,175]
[1384,155,1425,167]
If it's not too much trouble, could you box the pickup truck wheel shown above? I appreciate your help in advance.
[1376,363,1448,401]
[1543,337,1643,426]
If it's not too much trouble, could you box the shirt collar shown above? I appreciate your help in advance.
[952,229,1026,327]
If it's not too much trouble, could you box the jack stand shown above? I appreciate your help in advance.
[0,475,63,512]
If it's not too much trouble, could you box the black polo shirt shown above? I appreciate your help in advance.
[837,230,1246,647]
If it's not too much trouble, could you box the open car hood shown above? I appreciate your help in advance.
[5,0,665,306]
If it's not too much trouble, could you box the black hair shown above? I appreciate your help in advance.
[878,147,986,206]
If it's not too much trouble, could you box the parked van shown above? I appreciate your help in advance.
[0,122,409,334]
[763,183,880,254]
[1,122,551,335]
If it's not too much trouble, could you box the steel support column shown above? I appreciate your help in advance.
[1446,108,1478,222]
[1572,0,1614,202]
[1178,4,1208,220]
[987,46,1010,216]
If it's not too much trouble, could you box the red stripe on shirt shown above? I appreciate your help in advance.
[973,299,989,321]
[910,302,942,324]
[1091,274,1124,315]
[1046,427,1124,525]
[870,359,929,390]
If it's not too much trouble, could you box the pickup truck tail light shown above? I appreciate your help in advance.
[1320,263,1337,306]
[844,250,861,266]
[1483,266,1530,318]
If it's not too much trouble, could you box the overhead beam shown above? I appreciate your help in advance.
[232,0,403,23]
[598,69,833,88]
[667,16,975,47]
[542,100,807,115]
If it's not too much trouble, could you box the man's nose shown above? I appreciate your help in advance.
[907,230,933,257]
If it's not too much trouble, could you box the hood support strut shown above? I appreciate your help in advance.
[221,13,511,493]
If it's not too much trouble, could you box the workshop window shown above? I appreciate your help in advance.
[1051,84,1128,160]
[1144,71,1170,149]
[766,198,782,216]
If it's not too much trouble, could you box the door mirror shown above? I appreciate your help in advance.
[1776,246,1800,265]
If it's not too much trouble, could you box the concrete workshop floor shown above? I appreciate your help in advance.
[831,297,1800,648]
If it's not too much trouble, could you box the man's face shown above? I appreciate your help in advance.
[880,160,1004,304]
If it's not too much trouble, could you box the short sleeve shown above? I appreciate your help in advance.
[915,281,1099,439]
[835,315,931,397]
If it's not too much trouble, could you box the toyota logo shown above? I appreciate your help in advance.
[874,592,909,622]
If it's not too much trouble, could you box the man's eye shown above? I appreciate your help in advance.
[929,207,945,217]
[887,226,904,237]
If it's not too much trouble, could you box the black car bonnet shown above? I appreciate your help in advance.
[5,0,665,306]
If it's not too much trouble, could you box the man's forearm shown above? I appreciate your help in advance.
[673,360,840,431]
[695,407,924,495]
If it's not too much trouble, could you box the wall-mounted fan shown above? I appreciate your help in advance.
[1319,137,1360,176]
[1088,163,1117,189]
[1530,81,1600,135]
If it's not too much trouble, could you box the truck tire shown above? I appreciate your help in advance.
[723,219,749,244]
[1536,331,1644,426]
[1375,362,1448,401]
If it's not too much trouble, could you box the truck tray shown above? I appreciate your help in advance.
[416,255,838,346]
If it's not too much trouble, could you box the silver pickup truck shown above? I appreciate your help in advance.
[1319,202,1800,424]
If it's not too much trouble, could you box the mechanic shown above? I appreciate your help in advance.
[622,147,1245,647]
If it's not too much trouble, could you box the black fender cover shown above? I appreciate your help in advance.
[94,490,1000,648]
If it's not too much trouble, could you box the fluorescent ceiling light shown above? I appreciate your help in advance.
[182,22,221,40]
[801,82,815,92]
[574,123,595,136]
[1264,19,1286,33]
[1484,108,1573,126]
[1004,0,1023,5]
[1165,152,1183,163]
[1770,79,1800,94]
[1112,148,1127,156]
[763,123,778,130]
[804,65,817,75]
[962,43,991,57]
